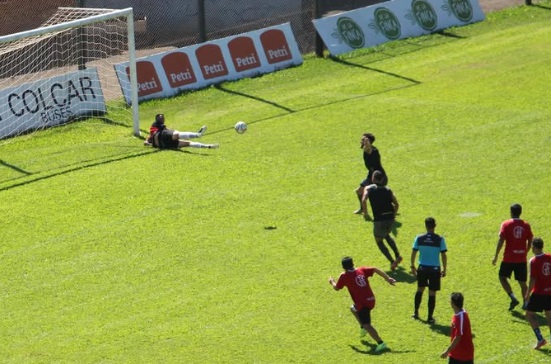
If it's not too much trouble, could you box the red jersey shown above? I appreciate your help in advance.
[499,218,533,263]
[529,253,551,295]
[449,310,474,361]
[335,267,376,310]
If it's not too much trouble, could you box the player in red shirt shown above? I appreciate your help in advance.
[492,203,533,310]
[329,256,396,353]
[524,237,551,349]
[441,292,474,364]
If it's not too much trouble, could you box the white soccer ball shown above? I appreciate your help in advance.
[234,121,247,134]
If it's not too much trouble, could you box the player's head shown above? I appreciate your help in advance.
[532,237,544,250]
[372,170,384,184]
[450,292,464,309]
[363,133,375,143]
[510,203,522,218]
[155,114,165,124]
[425,217,436,229]
[341,256,354,270]
[361,133,375,148]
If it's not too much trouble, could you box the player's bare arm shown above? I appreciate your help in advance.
[410,250,418,276]
[391,194,399,216]
[441,251,447,277]
[328,277,339,291]
[373,268,396,285]
[361,188,372,221]
[492,238,504,265]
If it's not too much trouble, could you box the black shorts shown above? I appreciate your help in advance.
[154,130,179,149]
[499,262,527,282]
[526,293,551,312]
[449,357,473,364]
[352,305,372,325]
[417,265,441,291]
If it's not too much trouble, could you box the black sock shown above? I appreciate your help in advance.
[428,295,436,318]
[414,291,423,314]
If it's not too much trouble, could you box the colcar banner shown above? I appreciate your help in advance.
[114,23,303,104]
[313,0,485,55]
[0,68,106,140]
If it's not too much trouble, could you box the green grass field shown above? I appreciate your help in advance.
[1,2,551,363]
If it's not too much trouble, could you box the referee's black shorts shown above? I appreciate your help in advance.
[416,265,441,291]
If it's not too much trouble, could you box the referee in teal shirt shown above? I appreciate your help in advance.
[410,217,448,324]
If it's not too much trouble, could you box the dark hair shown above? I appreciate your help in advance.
[341,256,354,270]
[155,114,165,124]
[372,170,384,183]
[510,203,522,217]
[451,292,464,309]
[363,133,375,143]
[532,237,544,250]
[425,217,436,229]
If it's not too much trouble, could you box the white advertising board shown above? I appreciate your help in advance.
[313,0,485,55]
[114,23,303,104]
[0,68,106,140]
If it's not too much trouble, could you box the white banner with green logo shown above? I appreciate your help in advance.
[313,0,485,55]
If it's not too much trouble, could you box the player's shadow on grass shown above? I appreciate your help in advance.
[350,341,414,355]
[390,267,416,283]
[392,219,402,237]
[510,310,548,326]
[428,321,451,336]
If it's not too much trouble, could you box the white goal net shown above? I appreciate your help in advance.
[0,7,139,143]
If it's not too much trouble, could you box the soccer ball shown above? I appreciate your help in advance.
[234,121,247,134]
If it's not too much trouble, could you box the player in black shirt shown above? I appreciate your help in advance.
[361,171,402,270]
[354,133,387,214]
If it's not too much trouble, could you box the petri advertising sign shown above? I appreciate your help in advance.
[114,23,302,104]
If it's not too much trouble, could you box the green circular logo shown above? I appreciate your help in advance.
[374,8,401,40]
[337,17,365,49]
[448,0,473,22]
[411,0,438,31]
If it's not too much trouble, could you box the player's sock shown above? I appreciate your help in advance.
[178,132,201,139]
[508,292,518,301]
[414,291,423,314]
[189,142,211,149]
[428,295,436,319]
[533,327,544,341]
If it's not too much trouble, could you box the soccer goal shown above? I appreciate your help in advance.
[0,7,139,142]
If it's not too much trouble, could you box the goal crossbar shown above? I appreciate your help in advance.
[0,8,133,44]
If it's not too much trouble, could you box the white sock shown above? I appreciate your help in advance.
[178,132,200,139]
[189,142,209,149]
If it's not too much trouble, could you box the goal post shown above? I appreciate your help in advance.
[0,7,140,142]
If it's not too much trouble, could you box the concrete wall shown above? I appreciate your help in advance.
[82,0,305,47]
[0,0,75,36]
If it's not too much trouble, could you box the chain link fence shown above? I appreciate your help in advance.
[0,0,537,54]
[0,0,388,55]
